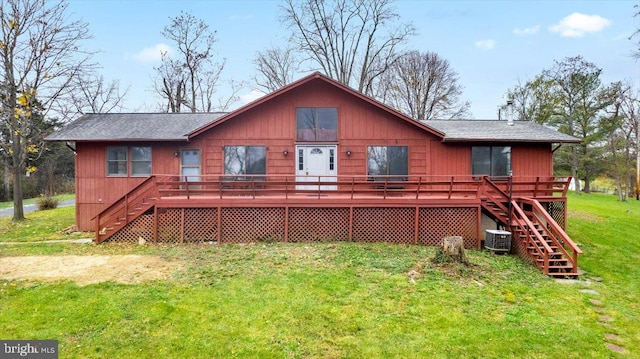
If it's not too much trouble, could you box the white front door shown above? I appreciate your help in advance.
[296,145,337,190]
[181,149,201,182]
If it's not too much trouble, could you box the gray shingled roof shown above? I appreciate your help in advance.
[46,113,580,144]
[45,113,227,142]
[424,120,580,143]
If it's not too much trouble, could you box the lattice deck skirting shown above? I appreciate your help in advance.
[108,206,481,248]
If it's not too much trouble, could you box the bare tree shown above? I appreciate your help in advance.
[281,0,415,95]
[631,4,639,60]
[0,0,92,221]
[154,51,187,112]
[70,74,128,115]
[253,46,300,93]
[154,11,225,113]
[377,51,470,120]
[216,79,246,112]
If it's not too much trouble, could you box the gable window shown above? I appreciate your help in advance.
[296,107,338,142]
[107,146,152,177]
[471,146,511,176]
[224,146,266,178]
[367,146,408,180]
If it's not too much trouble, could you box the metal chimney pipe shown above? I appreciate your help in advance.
[506,100,514,126]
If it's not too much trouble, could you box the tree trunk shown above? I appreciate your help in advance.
[442,236,469,265]
[637,132,640,200]
[12,164,24,221]
[571,146,581,194]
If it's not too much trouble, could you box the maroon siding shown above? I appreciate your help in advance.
[75,142,183,230]
[73,79,557,231]
[512,143,553,177]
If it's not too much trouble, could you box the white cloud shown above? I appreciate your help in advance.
[549,13,611,37]
[513,25,540,35]
[474,39,496,50]
[241,89,266,105]
[132,43,173,63]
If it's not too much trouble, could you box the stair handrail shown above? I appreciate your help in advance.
[482,177,511,217]
[94,175,159,243]
[521,198,582,272]
[510,200,552,274]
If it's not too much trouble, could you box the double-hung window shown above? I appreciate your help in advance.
[106,146,128,176]
[296,107,338,141]
[471,146,511,177]
[130,147,152,176]
[107,146,152,177]
[224,146,266,179]
[367,146,408,181]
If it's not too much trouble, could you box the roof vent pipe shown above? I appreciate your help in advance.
[506,100,514,126]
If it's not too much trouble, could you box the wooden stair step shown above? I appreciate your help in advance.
[548,264,570,268]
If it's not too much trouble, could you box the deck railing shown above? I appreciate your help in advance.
[484,176,572,198]
[154,174,486,200]
[152,174,570,201]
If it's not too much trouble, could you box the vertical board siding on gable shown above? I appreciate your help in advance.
[199,81,439,178]
[201,107,294,175]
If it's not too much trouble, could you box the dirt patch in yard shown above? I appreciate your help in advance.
[0,255,180,285]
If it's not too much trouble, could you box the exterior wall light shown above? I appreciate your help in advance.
[346,149,352,157]
[283,149,289,156]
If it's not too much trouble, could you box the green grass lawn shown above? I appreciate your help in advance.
[0,193,75,210]
[0,193,637,358]
[0,204,89,243]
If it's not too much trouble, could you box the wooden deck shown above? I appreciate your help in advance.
[94,174,580,277]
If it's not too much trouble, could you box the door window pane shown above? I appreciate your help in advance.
[181,149,201,181]
[472,146,511,176]
[471,147,491,175]
[492,146,511,176]
[182,149,200,165]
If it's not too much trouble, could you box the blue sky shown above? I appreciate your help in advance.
[67,0,639,119]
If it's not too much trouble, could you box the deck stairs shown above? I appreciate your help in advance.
[94,176,161,244]
[481,179,581,278]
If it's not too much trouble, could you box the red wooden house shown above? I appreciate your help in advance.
[46,72,582,276]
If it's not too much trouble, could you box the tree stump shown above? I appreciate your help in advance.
[442,236,469,265]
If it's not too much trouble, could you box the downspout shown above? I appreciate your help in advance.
[65,141,77,154]
[508,170,513,228]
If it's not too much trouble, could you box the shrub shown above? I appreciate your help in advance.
[37,196,59,210]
